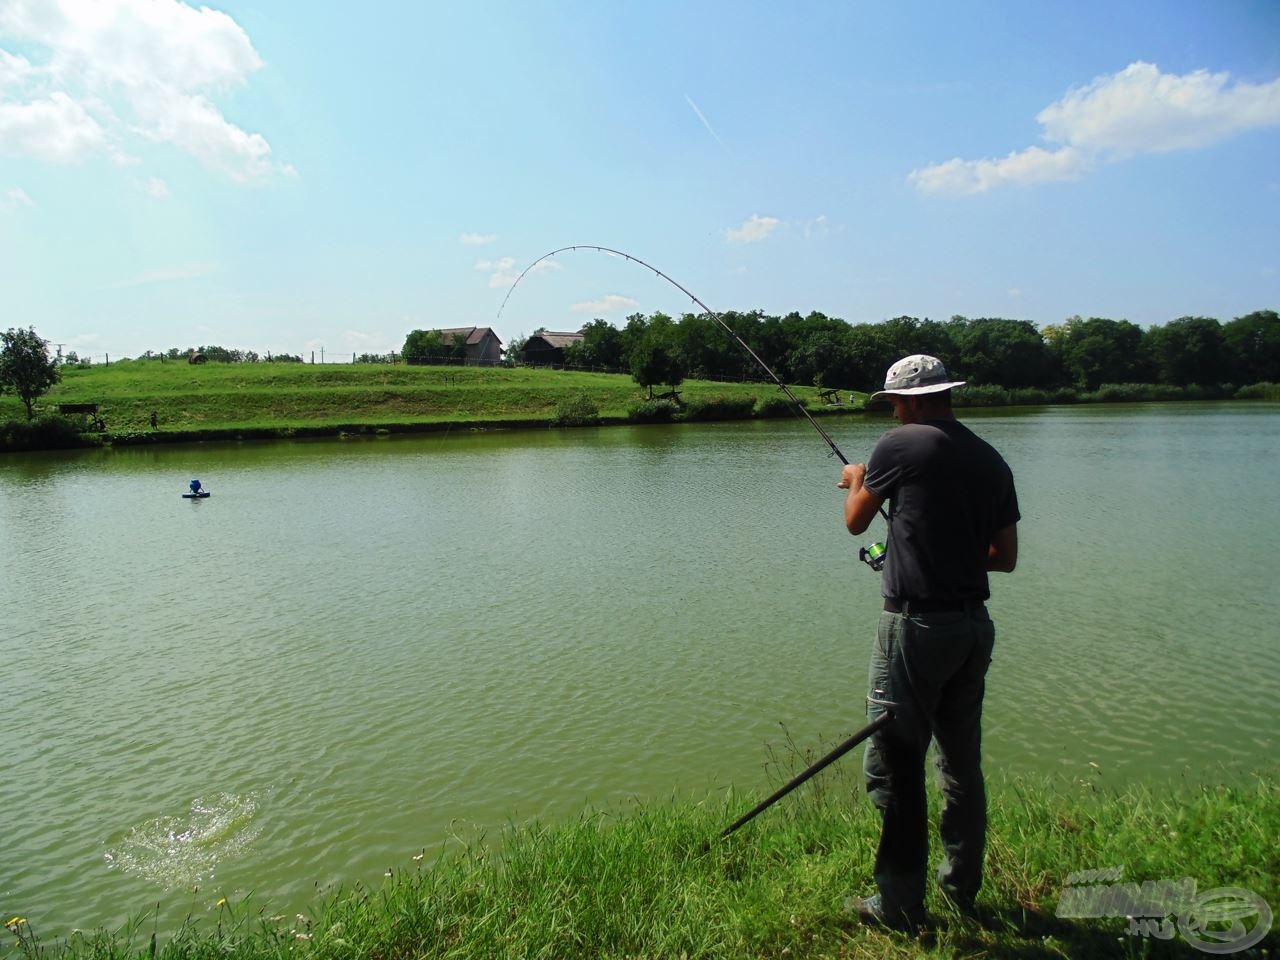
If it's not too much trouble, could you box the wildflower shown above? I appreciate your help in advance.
[216,898,227,908]
[5,918,26,929]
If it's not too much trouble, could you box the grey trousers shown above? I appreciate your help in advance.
[863,606,996,912]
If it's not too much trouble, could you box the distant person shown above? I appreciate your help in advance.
[189,479,203,496]
[150,411,158,429]
[837,354,1019,934]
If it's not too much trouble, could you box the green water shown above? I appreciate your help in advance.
[2,403,1277,935]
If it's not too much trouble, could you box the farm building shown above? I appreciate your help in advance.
[412,327,505,365]
[522,331,584,365]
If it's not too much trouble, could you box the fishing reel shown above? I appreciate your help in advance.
[859,541,886,573]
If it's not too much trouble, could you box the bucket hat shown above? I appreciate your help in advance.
[869,354,966,402]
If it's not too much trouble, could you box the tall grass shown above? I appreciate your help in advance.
[7,772,1276,959]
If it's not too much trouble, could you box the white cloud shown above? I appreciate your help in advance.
[143,175,169,198]
[459,232,496,245]
[2,186,34,210]
[910,61,1280,195]
[1039,62,1280,155]
[476,255,559,289]
[572,294,638,314]
[0,91,108,161]
[0,47,34,86]
[909,145,1088,195]
[0,0,289,181]
[725,213,780,244]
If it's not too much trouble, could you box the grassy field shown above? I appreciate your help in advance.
[5,772,1276,959]
[0,360,859,439]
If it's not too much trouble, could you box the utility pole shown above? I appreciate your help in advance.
[320,345,325,363]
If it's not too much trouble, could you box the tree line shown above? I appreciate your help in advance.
[550,309,1278,394]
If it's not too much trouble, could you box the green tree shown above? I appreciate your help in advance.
[1142,316,1228,386]
[949,317,1048,387]
[564,319,625,370]
[630,317,686,398]
[675,311,732,379]
[1058,316,1149,390]
[1222,309,1280,384]
[880,315,957,368]
[619,312,650,371]
[402,329,466,363]
[1,326,61,419]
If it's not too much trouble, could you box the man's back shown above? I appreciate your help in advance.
[864,418,1019,604]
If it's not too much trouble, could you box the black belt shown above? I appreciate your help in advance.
[884,597,985,615]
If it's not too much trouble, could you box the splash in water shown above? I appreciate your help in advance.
[104,792,261,888]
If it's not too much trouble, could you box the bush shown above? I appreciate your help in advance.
[1085,383,1193,402]
[1236,381,1280,399]
[0,415,92,451]
[679,395,756,422]
[954,384,1013,407]
[551,393,600,426]
[754,394,794,418]
[627,399,679,423]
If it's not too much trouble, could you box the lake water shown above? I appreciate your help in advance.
[2,403,1277,935]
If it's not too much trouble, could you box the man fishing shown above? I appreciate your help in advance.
[837,354,1020,934]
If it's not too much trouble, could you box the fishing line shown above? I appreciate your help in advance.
[501,245,899,840]
[498,244,890,524]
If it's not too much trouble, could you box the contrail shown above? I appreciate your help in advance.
[685,93,729,151]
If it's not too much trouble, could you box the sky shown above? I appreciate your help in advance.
[1,0,1278,362]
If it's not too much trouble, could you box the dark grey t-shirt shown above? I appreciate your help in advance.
[863,418,1020,603]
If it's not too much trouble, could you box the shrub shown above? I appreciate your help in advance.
[1086,383,1187,403]
[754,394,794,418]
[551,393,600,426]
[678,395,756,422]
[954,384,1013,407]
[1236,381,1280,399]
[0,415,91,451]
[627,399,679,423]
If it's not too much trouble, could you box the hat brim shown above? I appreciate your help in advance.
[868,380,966,402]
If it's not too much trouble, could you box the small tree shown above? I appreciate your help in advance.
[630,332,686,399]
[1,327,61,419]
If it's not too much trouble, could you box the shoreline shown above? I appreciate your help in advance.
[3,405,869,452]
[7,773,1277,958]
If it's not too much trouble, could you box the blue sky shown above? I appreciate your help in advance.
[2,0,1278,361]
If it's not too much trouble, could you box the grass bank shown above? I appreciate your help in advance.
[7,774,1276,959]
[0,361,857,448]
[5,362,1278,451]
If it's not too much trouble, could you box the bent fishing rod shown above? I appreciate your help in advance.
[502,245,896,839]
[500,244,887,526]
[713,697,898,846]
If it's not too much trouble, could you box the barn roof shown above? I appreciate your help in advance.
[434,326,504,346]
[528,331,584,348]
